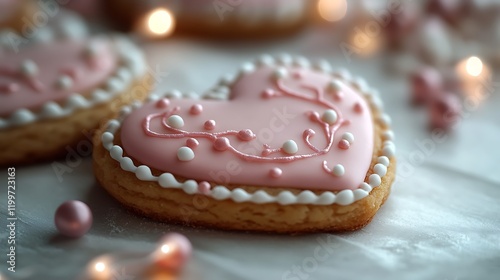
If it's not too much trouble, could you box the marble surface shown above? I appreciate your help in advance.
[1,27,500,280]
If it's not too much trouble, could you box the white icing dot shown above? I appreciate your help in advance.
[294,56,310,68]
[332,164,345,177]
[382,131,395,141]
[282,140,298,155]
[321,109,338,125]
[167,115,184,129]
[353,77,368,92]
[240,62,255,74]
[84,42,99,58]
[335,68,352,80]
[177,147,195,162]
[258,54,274,66]
[328,80,343,91]
[369,174,382,187]
[341,132,354,144]
[383,144,396,158]
[273,67,288,79]
[314,60,332,73]
[379,114,392,126]
[377,156,390,167]
[277,53,293,66]
[55,75,73,90]
[336,190,354,205]
[20,60,38,77]
[359,182,372,192]
[374,163,387,177]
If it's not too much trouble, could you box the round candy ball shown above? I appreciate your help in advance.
[154,233,192,271]
[54,200,93,238]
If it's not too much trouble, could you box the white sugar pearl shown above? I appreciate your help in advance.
[321,109,338,125]
[383,144,396,158]
[373,163,387,177]
[342,132,354,144]
[332,164,345,177]
[20,60,38,77]
[177,147,194,161]
[282,140,298,155]
[382,131,394,141]
[328,80,342,91]
[240,62,255,74]
[55,75,73,90]
[167,115,184,129]
[377,156,390,166]
[273,67,288,79]
[369,174,381,187]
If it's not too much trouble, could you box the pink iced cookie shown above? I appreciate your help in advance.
[0,36,148,166]
[95,55,397,233]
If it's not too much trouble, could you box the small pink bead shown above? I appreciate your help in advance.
[156,98,170,108]
[426,0,461,25]
[61,67,81,80]
[269,168,282,178]
[0,83,19,93]
[204,120,216,130]
[213,137,230,151]
[292,71,303,79]
[189,104,203,115]
[261,149,271,156]
[198,181,211,194]
[385,7,417,47]
[429,93,462,130]
[237,129,255,141]
[262,89,275,99]
[308,111,320,122]
[54,200,93,238]
[411,67,443,105]
[186,138,199,149]
[338,139,350,150]
[353,102,363,113]
[155,233,192,271]
[333,91,344,101]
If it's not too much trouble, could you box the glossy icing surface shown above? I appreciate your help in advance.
[121,66,374,191]
[0,39,117,116]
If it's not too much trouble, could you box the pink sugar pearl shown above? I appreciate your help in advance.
[54,200,93,238]
[154,233,192,271]
[213,137,230,151]
[411,67,443,105]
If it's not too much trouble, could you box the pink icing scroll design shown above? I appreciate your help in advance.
[142,74,350,173]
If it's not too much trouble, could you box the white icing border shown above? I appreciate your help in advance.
[101,54,396,206]
[0,35,147,129]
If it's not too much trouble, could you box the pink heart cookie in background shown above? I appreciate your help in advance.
[93,54,396,233]
[0,35,150,166]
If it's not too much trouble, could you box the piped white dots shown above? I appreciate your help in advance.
[20,60,38,77]
[55,75,73,90]
[273,67,288,80]
[374,163,387,177]
[377,156,390,167]
[341,132,354,144]
[240,62,255,74]
[321,109,337,125]
[369,174,382,187]
[328,80,343,91]
[282,140,298,155]
[332,164,345,177]
[177,147,194,162]
[167,115,184,129]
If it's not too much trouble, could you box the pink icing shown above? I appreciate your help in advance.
[121,66,374,191]
[0,40,117,116]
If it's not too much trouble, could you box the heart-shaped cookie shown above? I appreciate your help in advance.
[94,55,396,233]
[0,35,149,166]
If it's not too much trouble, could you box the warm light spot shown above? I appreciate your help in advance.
[318,0,348,22]
[94,262,106,272]
[147,8,174,35]
[161,244,171,254]
[466,56,483,77]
